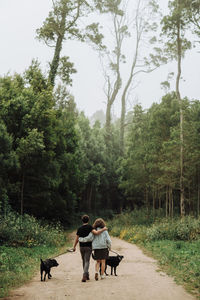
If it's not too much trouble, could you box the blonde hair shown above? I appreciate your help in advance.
[93,218,106,229]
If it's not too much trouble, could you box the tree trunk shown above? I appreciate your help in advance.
[158,190,162,217]
[197,170,200,217]
[20,171,25,216]
[120,93,126,154]
[105,75,121,144]
[49,36,63,86]
[188,184,192,215]
[168,187,173,218]
[153,188,155,220]
[120,39,139,153]
[145,186,149,216]
[105,15,122,144]
[171,187,174,218]
[48,11,66,86]
[105,100,112,143]
[169,187,171,218]
[165,186,168,218]
[176,1,185,217]
[87,185,92,212]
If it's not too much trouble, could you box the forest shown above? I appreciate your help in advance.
[0,0,200,297]
[0,0,200,225]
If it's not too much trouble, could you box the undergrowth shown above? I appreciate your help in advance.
[108,210,200,298]
[0,211,66,247]
[0,211,70,298]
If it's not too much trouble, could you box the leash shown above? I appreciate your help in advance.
[109,249,120,256]
[59,248,121,255]
[51,248,74,259]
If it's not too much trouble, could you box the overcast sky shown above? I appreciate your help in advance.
[0,0,199,117]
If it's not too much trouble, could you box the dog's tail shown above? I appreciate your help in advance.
[92,253,95,260]
[40,258,44,265]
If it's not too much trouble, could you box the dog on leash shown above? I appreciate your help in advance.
[92,253,124,276]
[40,258,59,281]
[105,255,124,276]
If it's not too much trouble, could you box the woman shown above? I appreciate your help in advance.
[79,218,111,280]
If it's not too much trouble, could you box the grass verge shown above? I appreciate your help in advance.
[0,232,73,298]
[108,212,200,299]
[140,240,200,299]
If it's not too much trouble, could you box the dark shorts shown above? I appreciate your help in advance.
[93,248,109,260]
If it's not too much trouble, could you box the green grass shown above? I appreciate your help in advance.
[108,211,200,299]
[142,240,200,299]
[0,236,72,298]
[0,211,74,298]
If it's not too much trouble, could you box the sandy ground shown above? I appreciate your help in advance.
[3,235,196,300]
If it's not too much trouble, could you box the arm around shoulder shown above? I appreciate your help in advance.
[78,231,94,242]
[92,227,107,235]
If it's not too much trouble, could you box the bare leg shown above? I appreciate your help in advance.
[95,260,100,273]
[100,260,106,275]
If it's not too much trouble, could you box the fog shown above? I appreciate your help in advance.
[0,0,199,117]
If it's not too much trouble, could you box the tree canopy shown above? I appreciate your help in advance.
[0,0,200,223]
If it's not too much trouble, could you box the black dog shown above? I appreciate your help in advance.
[40,258,59,281]
[105,255,124,276]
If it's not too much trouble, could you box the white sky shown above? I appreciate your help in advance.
[0,0,199,117]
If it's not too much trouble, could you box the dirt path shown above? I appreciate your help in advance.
[4,236,196,300]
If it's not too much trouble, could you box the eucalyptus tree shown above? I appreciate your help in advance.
[182,0,200,38]
[183,100,200,216]
[37,0,105,86]
[161,0,191,217]
[99,0,166,152]
[99,1,123,144]
[119,0,167,154]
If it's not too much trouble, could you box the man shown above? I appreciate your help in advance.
[73,215,106,282]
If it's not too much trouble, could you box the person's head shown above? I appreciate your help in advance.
[81,214,89,224]
[93,218,106,229]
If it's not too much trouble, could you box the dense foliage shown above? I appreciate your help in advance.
[119,95,200,217]
[0,62,122,222]
[0,0,200,223]
[0,68,200,222]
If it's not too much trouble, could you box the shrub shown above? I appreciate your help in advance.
[147,217,200,241]
[0,211,66,247]
[108,208,165,229]
[108,211,200,243]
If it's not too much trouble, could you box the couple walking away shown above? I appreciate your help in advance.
[73,215,111,282]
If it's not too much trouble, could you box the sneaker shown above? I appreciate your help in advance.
[95,273,98,281]
[81,276,87,282]
[101,274,106,280]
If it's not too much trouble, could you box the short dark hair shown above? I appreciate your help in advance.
[82,215,89,223]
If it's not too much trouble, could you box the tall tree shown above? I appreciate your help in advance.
[161,0,191,216]
[119,0,166,154]
[100,1,123,143]
[99,0,166,151]
[37,0,104,86]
